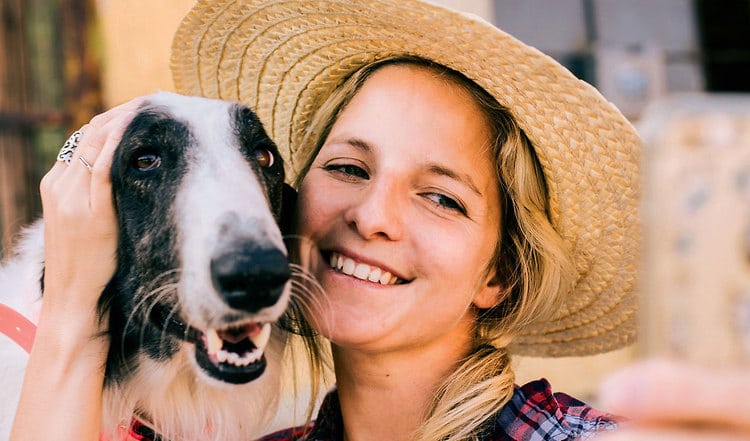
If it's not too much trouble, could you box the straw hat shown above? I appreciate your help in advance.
[171,0,640,357]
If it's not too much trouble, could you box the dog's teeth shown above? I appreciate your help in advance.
[206,328,223,355]
[228,352,240,365]
[250,323,272,351]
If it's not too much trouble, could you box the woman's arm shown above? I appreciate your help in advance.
[595,358,750,441]
[10,99,142,441]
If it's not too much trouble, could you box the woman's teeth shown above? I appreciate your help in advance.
[204,323,271,367]
[329,252,399,285]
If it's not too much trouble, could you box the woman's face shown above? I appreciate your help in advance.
[296,64,502,356]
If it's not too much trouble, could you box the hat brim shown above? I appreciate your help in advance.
[171,0,641,357]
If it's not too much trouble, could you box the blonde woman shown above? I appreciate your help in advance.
[12,1,750,440]
[253,55,621,440]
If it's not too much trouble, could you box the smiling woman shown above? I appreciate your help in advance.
[277,56,588,441]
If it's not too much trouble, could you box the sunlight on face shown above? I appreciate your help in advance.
[297,64,502,359]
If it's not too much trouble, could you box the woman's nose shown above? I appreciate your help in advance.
[343,180,404,241]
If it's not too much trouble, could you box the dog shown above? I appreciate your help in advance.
[0,92,298,441]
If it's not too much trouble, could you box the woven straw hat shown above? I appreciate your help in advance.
[170,0,640,357]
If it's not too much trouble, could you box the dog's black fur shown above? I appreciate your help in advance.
[0,92,296,441]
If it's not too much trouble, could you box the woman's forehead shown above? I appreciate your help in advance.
[341,66,495,163]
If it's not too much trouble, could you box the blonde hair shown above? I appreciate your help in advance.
[293,56,576,440]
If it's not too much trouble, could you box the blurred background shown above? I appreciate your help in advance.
[0,0,748,418]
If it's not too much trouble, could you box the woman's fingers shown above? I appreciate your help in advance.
[57,99,143,209]
[598,358,750,432]
[87,103,142,213]
[40,97,143,314]
[594,426,750,441]
[41,98,142,213]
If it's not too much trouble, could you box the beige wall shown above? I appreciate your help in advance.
[96,0,195,105]
[96,0,494,106]
[97,0,633,408]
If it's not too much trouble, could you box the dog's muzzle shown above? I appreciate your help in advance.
[149,244,291,385]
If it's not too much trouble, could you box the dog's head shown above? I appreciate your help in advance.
[104,92,292,386]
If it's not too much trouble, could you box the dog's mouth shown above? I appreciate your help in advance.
[149,304,271,384]
[193,322,270,384]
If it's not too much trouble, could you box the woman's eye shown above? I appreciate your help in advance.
[424,193,467,215]
[325,164,369,179]
[253,148,275,168]
[134,153,161,171]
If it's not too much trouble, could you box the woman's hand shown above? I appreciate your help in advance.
[595,358,750,441]
[39,99,142,329]
[10,97,143,441]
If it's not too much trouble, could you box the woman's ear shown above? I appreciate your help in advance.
[472,273,505,310]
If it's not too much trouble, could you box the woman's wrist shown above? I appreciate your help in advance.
[10,292,108,441]
[32,280,110,369]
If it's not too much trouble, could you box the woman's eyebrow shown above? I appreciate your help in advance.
[427,163,482,196]
[327,136,373,153]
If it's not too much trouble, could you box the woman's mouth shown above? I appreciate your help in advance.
[327,251,406,285]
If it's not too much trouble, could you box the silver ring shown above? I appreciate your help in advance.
[79,156,94,173]
[56,130,83,165]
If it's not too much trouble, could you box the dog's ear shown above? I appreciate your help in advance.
[280,183,298,235]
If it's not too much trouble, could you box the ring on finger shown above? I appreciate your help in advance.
[79,156,94,173]
[56,130,84,165]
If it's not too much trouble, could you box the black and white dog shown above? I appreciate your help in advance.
[0,92,297,441]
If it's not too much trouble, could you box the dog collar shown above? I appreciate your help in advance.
[123,419,160,441]
[0,304,163,441]
[98,418,160,441]
[0,303,36,353]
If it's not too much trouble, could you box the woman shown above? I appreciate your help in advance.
[11,1,749,440]
[269,56,620,440]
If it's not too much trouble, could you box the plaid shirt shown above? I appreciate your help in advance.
[259,379,621,441]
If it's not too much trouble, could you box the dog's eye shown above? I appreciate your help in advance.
[253,148,274,168]
[134,153,162,171]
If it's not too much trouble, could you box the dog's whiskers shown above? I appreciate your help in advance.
[160,301,186,354]
[125,269,181,330]
[283,263,338,338]
[123,269,182,354]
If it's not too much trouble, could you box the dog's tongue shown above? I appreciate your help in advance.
[218,323,260,343]
[204,323,271,356]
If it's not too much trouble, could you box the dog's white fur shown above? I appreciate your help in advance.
[0,224,44,440]
[0,92,292,441]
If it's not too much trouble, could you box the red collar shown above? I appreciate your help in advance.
[124,419,160,441]
[100,419,160,441]
[0,305,161,441]
[0,303,36,353]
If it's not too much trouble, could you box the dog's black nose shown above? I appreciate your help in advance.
[210,245,290,313]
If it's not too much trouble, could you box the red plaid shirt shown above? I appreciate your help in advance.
[258,379,621,441]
